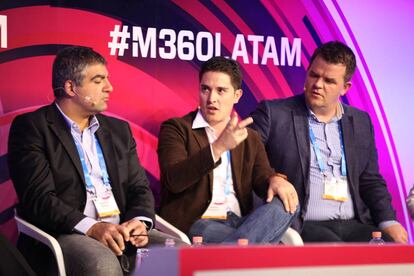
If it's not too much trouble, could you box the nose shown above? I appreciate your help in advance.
[207,90,218,103]
[104,79,113,93]
[314,77,323,88]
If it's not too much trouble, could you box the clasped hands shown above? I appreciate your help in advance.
[86,219,148,256]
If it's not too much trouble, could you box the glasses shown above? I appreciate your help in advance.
[118,245,149,273]
[118,253,132,273]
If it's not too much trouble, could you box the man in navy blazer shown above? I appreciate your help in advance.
[251,41,408,243]
[8,46,155,275]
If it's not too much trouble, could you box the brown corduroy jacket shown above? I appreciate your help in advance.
[158,110,274,234]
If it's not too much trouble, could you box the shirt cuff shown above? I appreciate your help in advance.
[132,216,154,230]
[378,220,399,229]
[209,144,220,162]
[74,217,99,234]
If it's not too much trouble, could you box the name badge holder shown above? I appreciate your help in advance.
[309,125,348,202]
[74,136,120,218]
[202,151,232,220]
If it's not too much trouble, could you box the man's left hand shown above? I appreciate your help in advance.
[267,175,298,214]
[383,223,408,244]
[121,219,149,247]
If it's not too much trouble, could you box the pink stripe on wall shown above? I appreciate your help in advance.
[172,0,291,100]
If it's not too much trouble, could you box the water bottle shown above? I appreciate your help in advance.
[164,238,176,248]
[369,231,385,245]
[136,248,149,270]
[192,236,203,247]
[237,238,249,246]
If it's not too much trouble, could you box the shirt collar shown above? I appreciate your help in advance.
[192,109,211,129]
[55,102,100,133]
[308,102,344,123]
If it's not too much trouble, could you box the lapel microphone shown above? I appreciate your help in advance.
[72,88,96,106]
[53,86,97,106]
[83,95,96,106]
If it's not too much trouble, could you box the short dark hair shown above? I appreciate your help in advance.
[199,56,242,90]
[309,41,356,82]
[52,46,107,98]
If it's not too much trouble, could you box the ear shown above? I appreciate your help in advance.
[64,80,76,97]
[341,81,352,96]
[234,89,243,104]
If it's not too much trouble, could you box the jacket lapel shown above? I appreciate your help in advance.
[95,120,122,206]
[192,126,214,192]
[46,104,85,184]
[293,104,310,191]
[230,142,243,198]
[188,110,216,192]
[340,108,355,193]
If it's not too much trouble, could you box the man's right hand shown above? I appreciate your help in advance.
[86,222,129,256]
[212,114,253,159]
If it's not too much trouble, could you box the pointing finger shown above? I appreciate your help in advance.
[238,117,254,128]
[228,113,239,128]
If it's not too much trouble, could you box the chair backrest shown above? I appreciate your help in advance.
[14,215,67,276]
[15,213,192,276]
[280,227,304,246]
[155,214,192,245]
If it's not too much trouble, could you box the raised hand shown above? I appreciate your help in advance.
[212,113,253,158]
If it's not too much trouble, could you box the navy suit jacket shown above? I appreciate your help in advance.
[250,94,396,229]
[8,104,155,235]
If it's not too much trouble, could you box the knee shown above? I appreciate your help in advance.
[268,197,299,210]
[84,251,123,276]
[267,197,300,218]
[189,219,210,237]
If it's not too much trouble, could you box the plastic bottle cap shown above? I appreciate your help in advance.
[192,236,203,244]
[165,238,176,247]
[372,231,382,238]
[237,238,249,246]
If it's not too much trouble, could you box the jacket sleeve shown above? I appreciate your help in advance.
[157,118,217,194]
[250,100,272,145]
[358,113,396,224]
[407,185,414,219]
[8,114,85,233]
[250,131,274,199]
[120,123,155,223]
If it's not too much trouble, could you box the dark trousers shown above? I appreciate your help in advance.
[301,219,393,243]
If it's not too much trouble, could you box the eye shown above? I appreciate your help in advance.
[217,88,227,94]
[309,72,319,78]
[201,86,210,93]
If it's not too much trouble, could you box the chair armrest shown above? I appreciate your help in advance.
[15,215,67,276]
[155,215,191,245]
[280,227,304,246]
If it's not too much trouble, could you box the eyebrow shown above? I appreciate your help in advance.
[309,71,336,82]
[217,86,229,91]
[200,84,229,90]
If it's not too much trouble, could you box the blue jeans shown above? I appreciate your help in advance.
[188,197,298,244]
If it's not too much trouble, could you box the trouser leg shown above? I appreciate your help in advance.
[223,197,298,244]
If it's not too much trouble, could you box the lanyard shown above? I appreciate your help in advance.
[74,135,111,194]
[224,151,232,196]
[309,123,347,176]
